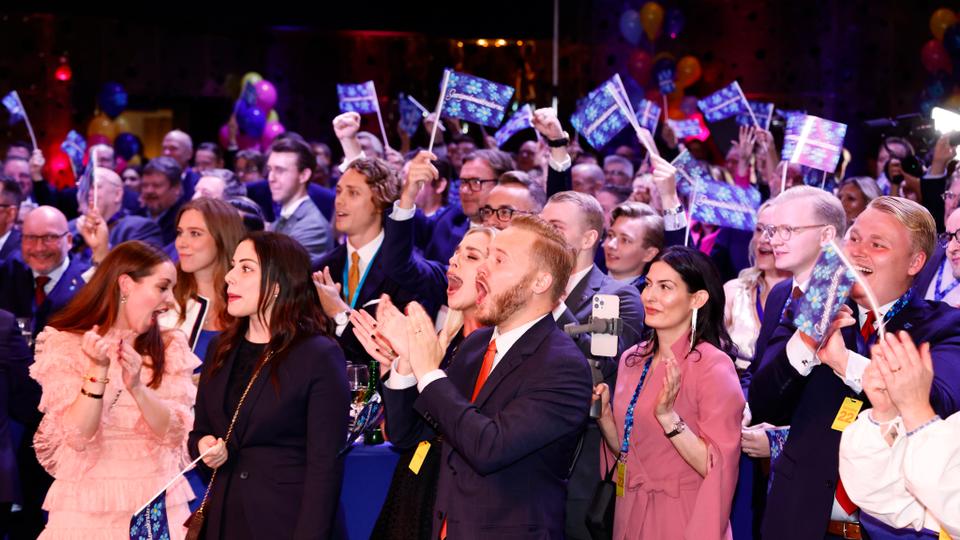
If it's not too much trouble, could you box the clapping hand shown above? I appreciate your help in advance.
[654,357,681,423]
[872,331,937,431]
[404,302,445,380]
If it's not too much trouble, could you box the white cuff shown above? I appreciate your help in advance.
[335,322,348,337]
[786,330,819,376]
[390,200,417,221]
[384,362,419,390]
[663,210,687,232]
[548,154,572,172]
[338,150,368,174]
[416,369,447,393]
[842,351,869,394]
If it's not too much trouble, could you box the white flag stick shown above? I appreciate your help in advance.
[779,161,789,196]
[371,83,390,152]
[428,70,452,154]
[733,83,759,129]
[134,445,218,516]
[606,83,655,158]
[407,95,445,131]
[828,238,885,341]
[13,91,38,151]
[91,147,99,211]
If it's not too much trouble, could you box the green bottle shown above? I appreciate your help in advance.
[364,359,384,445]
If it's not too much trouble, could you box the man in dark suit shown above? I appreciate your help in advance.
[137,156,184,247]
[383,215,592,538]
[313,157,417,367]
[914,207,960,306]
[750,197,960,540]
[0,178,21,262]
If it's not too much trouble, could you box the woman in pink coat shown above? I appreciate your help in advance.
[596,246,745,540]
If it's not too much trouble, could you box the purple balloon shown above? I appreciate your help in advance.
[254,80,278,112]
[261,120,286,147]
[237,104,267,138]
[218,123,232,149]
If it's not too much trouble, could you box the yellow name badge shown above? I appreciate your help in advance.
[616,461,626,497]
[940,527,952,540]
[831,397,864,432]
[408,441,431,475]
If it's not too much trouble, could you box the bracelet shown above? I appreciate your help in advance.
[665,418,687,438]
[906,415,941,437]
[80,387,104,399]
[86,375,109,384]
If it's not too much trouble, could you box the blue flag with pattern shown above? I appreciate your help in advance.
[60,130,87,175]
[788,243,855,344]
[440,69,515,128]
[494,104,534,147]
[2,91,24,125]
[657,67,676,95]
[129,491,171,540]
[697,81,750,123]
[337,81,379,115]
[736,101,775,129]
[690,180,761,231]
[570,77,632,150]
[398,93,423,136]
[635,99,661,133]
[672,150,716,198]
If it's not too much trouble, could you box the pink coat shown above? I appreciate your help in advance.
[604,332,744,540]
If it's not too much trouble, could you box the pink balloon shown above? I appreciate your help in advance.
[922,39,953,74]
[261,120,286,147]
[218,123,232,148]
[88,134,111,146]
[255,80,278,112]
[237,132,261,150]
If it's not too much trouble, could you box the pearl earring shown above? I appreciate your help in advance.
[120,295,128,304]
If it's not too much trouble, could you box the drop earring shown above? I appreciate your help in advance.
[690,307,698,352]
[120,295,128,304]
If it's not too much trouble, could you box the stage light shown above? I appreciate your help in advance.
[495,39,507,47]
[54,57,72,82]
[477,39,488,47]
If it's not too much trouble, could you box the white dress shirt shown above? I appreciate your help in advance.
[32,256,70,296]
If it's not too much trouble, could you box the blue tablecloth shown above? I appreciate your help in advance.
[339,442,402,539]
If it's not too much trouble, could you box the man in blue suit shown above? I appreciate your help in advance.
[383,215,592,539]
[750,197,960,540]
[0,178,21,262]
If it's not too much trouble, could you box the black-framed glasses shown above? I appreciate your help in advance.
[940,230,960,247]
[0,204,15,209]
[755,223,827,241]
[478,206,533,222]
[22,232,68,245]
[460,178,498,192]
[942,192,960,202]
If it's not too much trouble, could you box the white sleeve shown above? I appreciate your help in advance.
[786,330,819,376]
[903,414,960,537]
[338,150,368,173]
[662,210,687,232]
[839,412,929,531]
[416,369,447,393]
[840,351,870,394]
[548,154,572,172]
[383,360,418,390]
[389,200,417,221]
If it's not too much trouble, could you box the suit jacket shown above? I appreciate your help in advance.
[382,212,449,317]
[913,244,946,301]
[69,210,164,263]
[425,205,471,264]
[748,292,960,540]
[710,227,753,284]
[0,257,90,340]
[273,198,333,268]
[313,242,418,366]
[741,278,794,394]
[383,315,593,539]
[0,309,38,503]
[188,333,350,540]
[138,198,184,246]
[245,179,277,223]
[0,228,20,262]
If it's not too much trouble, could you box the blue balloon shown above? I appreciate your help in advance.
[114,132,142,161]
[237,102,267,138]
[620,10,642,46]
[666,8,685,39]
[98,82,128,119]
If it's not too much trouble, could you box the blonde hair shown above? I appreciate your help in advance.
[508,215,576,304]
[547,191,605,244]
[866,196,936,261]
[769,185,847,237]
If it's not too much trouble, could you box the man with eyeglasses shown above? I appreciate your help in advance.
[749,196,960,540]
[602,155,634,188]
[478,171,546,231]
[914,206,960,307]
[918,133,957,233]
[0,178,22,262]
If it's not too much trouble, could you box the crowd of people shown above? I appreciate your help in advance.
[0,91,958,540]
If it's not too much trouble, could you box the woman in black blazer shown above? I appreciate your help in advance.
[188,231,350,539]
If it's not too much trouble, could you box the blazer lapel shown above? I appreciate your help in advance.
[357,250,388,308]
[230,357,273,445]
[566,266,601,316]
[204,344,237,436]
[473,316,553,407]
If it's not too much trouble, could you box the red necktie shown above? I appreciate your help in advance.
[836,478,858,515]
[34,276,51,307]
[792,286,803,300]
[860,310,877,341]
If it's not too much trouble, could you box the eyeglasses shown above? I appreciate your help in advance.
[478,206,533,222]
[755,224,827,241]
[22,232,68,245]
[941,192,960,202]
[939,230,960,247]
[460,178,498,192]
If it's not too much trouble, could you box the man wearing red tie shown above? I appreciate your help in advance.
[382,215,593,539]
[749,197,960,540]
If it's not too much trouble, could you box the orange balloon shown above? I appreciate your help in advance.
[640,2,664,41]
[676,56,702,89]
[930,8,957,41]
[87,113,117,141]
[112,113,132,135]
[667,105,684,120]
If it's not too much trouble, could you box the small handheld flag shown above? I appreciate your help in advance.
[737,101,775,129]
[398,93,423,137]
[2,91,38,150]
[697,81,753,124]
[439,69,515,128]
[337,81,390,152]
[788,242,856,345]
[782,114,847,172]
[494,104,535,147]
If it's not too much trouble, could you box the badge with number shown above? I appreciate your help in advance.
[408,441,431,475]
[831,397,863,432]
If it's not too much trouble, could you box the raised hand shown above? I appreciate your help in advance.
[404,302,445,380]
[532,108,567,141]
[81,325,112,368]
[312,267,350,318]
[333,112,363,160]
[873,331,937,431]
[654,357,681,422]
[79,207,110,264]
[650,153,679,209]
[400,151,439,209]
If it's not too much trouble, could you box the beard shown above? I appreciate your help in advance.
[476,272,534,327]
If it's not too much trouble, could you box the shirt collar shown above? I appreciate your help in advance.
[279,194,310,219]
[566,265,594,297]
[491,313,549,365]
[346,229,385,269]
[0,229,11,250]
[33,255,70,287]
[857,298,899,327]
[792,278,811,294]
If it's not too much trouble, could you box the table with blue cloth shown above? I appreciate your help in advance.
[339,442,402,539]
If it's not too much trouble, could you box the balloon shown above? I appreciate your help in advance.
[619,9,642,46]
[665,7,685,39]
[921,39,952,74]
[218,123,232,149]
[112,113,131,135]
[236,132,260,150]
[639,2,664,42]
[925,74,949,100]
[87,134,111,147]
[240,72,263,94]
[98,82,128,119]
[261,121,286,147]
[627,50,654,86]
[114,156,127,174]
[254,80,278,112]
[113,133,142,161]
[931,8,957,41]
[675,56,702,89]
[87,113,117,141]
[943,23,960,60]
[267,109,279,122]
[237,103,267,138]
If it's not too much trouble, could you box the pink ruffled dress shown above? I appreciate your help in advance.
[30,327,200,539]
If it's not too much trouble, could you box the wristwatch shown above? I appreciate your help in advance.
[665,418,687,438]
[662,204,684,216]
[546,135,570,148]
[334,310,350,327]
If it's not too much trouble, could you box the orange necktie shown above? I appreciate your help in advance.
[346,251,361,304]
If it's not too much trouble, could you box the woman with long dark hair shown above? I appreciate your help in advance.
[187,231,349,539]
[30,241,199,539]
[595,246,744,539]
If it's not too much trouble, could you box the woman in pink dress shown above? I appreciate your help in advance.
[29,241,199,539]
[596,246,745,540]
